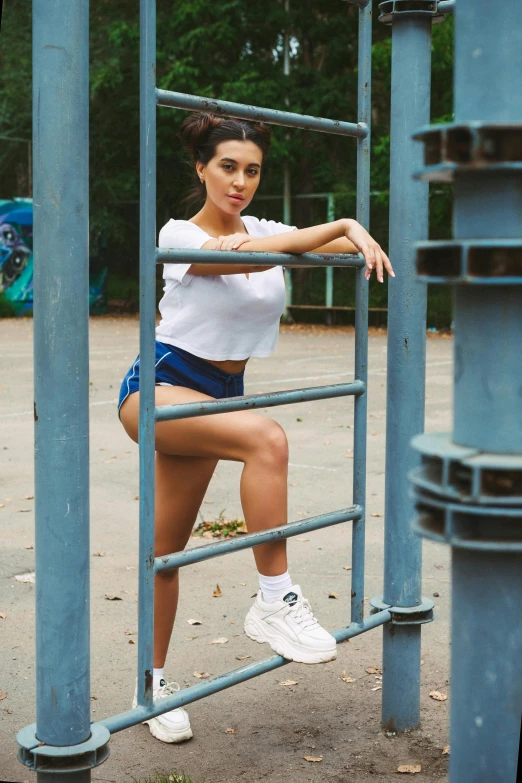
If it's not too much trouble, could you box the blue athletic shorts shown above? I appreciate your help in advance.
[118,341,245,415]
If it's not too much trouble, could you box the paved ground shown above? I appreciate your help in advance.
[0,317,453,782]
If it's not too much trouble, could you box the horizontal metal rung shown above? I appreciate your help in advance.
[155,381,365,423]
[156,89,367,139]
[100,611,391,734]
[156,248,365,269]
[155,506,363,574]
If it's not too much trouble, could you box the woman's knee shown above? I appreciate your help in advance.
[251,420,289,468]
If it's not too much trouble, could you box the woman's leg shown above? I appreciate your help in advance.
[153,451,218,668]
[120,385,289,665]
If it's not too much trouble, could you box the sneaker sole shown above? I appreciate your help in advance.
[244,612,337,664]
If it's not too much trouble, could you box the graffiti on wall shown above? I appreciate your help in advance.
[0,198,107,315]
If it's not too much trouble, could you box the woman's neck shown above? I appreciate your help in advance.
[189,202,246,237]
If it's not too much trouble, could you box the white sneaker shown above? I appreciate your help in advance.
[244,584,337,664]
[132,677,193,743]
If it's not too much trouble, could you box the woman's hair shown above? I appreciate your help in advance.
[177,112,271,218]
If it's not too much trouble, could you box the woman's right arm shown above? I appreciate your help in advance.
[187,220,350,277]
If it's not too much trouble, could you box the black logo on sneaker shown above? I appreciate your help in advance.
[283,591,298,606]
[159,678,166,687]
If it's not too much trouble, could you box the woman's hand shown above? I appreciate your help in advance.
[344,219,395,282]
[215,233,252,251]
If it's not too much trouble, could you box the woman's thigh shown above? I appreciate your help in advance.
[119,385,288,464]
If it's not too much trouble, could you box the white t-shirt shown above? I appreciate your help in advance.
[156,215,298,361]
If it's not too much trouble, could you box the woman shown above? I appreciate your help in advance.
[120,112,394,744]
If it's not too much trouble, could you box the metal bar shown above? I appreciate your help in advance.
[382,12,432,730]
[99,609,391,735]
[156,247,364,268]
[155,507,363,573]
[437,0,455,13]
[326,194,335,324]
[32,0,91,767]
[447,1,522,779]
[155,381,365,423]
[136,0,156,711]
[156,89,367,139]
[351,0,372,627]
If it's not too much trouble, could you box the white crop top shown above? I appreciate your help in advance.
[156,215,297,360]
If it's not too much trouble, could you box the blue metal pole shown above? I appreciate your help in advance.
[351,0,371,626]
[136,0,156,711]
[445,2,521,778]
[379,4,432,730]
[33,0,91,759]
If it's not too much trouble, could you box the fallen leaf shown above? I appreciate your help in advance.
[128,639,135,644]
[193,671,211,679]
[225,728,237,734]
[295,537,310,542]
[24,495,34,500]
[135,495,139,500]
[187,618,202,625]
[343,565,352,571]
[371,686,382,691]
[239,582,246,586]
[429,691,447,701]
[17,509,31,513]
[91,695,98,700]
[341,673,355,683]
[186,636,196,641]
[365,667,382,675]
[213,584,222,598]
[203,500,214,504]
[304,756,323,763]
[442,746,450,755]
[371,513,382,517]
[124,631,135,635]
[433,592,440,597]
[329,592,339,599]
[0,504,4,509]
[421,659,424,665]
[236,655,251,661]
[210,637,228,645]
[397,765,421,773]
[0,691,7,700]
[280,680,298,686]
[14,572,35,583]
[93,552,106,557]
[105,595,122,601]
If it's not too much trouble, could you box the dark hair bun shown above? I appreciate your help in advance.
[179,112,224,159]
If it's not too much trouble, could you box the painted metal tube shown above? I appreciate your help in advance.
[382,14,431,730]
[156,247,365,268]
[448,1,522,777]
[156,89,367,138]
[136,0,156,711]
[98,609,391,735]
[155,381,365,423]
[32,0,91,761]
[155,506,363,573]
[351,0,371,626]
[437,0,455,13]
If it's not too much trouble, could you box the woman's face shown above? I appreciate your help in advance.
[197,139,263,215]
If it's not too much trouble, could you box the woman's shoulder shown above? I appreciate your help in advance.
[158,218,211,248]
[242,215,298,236]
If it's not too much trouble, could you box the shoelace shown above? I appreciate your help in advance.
[286,597,320,630]
[155,680,181,699]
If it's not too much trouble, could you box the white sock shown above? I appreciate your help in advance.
[258,571,293,603]
[153,667,165,686]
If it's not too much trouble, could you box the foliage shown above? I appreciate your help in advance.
[0,1,455,324]
[0,292,17,318]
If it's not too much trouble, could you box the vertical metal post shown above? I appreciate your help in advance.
[351,0,371,626]
[282,0,293,320]
[32,0,91,779]
[448,2,522,777]
[137,0,156,709]
[381,8,431,730]
[325,193,335,324]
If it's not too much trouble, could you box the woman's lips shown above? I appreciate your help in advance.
[227,195,244,203]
